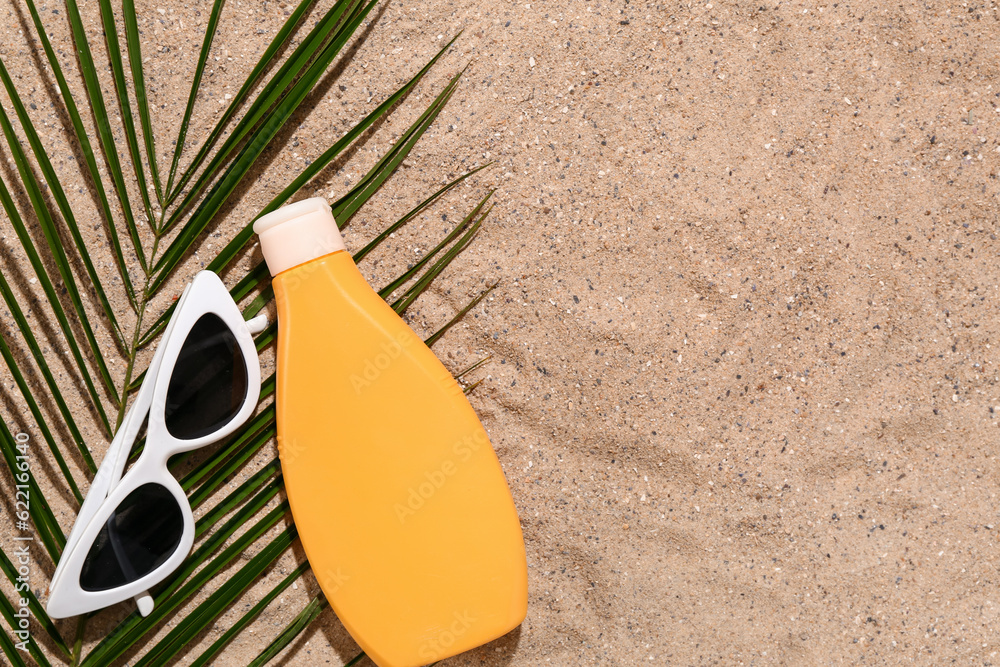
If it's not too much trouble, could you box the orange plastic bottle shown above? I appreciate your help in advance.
[253,198,527,667]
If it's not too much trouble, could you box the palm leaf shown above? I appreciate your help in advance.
[20,0,139,306]
[153,0,378,281]
[133,523,299,667]
[0,271,97,473]
[425,281,499,348]
[165,0,318,202]
[392,205,489,313]
[142,44,471,341]
[455,354,493,381]
[353,163,490,263]
[96,0,157,223]
[0,625,28,667]
[179,405,276,492]
[192,459,281,537]
[202,33,463,280]
[188,423,277,509]
[122,0,164,206]
[0,417,64,559]
[0,100,121,408]
[164,0,227,199]
[332,67,467,224]
[0,325,84,502]
[164,0,362,222]
[247,594,328,667]
[0,173,114,434]
[0,0,500,663]
[378,191,492,299]
[0,57,127,348]
[0,591,53,666]
[62,0,149,272]
[0,549,69,658]
[81,505,293,667]
[189,561,310,667]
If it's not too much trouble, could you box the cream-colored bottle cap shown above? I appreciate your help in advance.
[253,197,346,276]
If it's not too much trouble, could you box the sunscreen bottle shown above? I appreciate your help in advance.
[253,198,527,667]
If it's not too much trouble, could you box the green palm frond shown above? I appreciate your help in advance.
[246,594,329,667]
[22,0,141,306]
[189,561,310,667]
[96,0,158,223]
[62,0,151,273]
[0,0,498,663]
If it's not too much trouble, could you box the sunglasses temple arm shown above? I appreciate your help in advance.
[134,592,154,617]
[246,313,269,335]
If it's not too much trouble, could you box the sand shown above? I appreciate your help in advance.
[1,0,999,664]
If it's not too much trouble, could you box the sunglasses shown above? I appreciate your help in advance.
[46,271,267,619]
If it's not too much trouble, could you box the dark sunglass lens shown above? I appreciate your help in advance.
[165,313,248,440]
[79,483,184,592]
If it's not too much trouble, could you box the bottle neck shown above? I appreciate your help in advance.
[254,198,345,275]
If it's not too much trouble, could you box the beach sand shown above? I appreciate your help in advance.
[1,0,999,664]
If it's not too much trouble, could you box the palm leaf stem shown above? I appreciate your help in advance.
[71,230,165,656]
[70,616,85,666]
[114,233,163,433]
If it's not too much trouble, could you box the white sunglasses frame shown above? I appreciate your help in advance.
[46,271,266,619]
